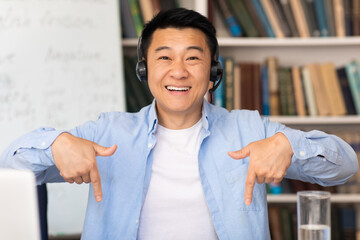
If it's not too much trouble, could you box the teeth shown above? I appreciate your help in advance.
[166,86,190,91]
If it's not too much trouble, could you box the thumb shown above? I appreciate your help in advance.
[228,146,250,160]
[94,144,117,157]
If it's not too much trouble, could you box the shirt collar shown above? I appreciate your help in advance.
[147,98,211,134]
[147,99,158,134]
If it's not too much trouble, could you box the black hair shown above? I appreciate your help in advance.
[140,8,218,61]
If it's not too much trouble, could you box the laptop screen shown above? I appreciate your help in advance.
[0,169,41,240]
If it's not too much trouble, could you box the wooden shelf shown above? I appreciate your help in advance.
[267,193,360,203]
[268,116,360,125]
[122,37,360,47]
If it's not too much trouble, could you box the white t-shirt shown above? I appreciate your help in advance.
[137,120,218,240]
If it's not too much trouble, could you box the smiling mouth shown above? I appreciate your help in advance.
[165,86,191,92]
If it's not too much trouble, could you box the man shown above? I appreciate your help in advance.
[0,8,358,240]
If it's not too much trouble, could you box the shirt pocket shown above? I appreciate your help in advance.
[225,165,264,212]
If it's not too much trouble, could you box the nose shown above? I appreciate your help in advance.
[170,60,189,80]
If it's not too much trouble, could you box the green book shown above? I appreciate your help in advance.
[345,61,360,115]
[129,0,143,38]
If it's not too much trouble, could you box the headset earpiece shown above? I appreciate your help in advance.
[136,60,147,82]
[136,36,148,82]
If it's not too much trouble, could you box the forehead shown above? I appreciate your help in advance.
[149,27,210,53]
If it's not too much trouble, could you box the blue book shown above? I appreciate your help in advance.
[314,0,329,37]
[345,61,360,115]
[214,56,226,108]
[214,0,243,37]
[261,66,270,115]
[250,0,276,38]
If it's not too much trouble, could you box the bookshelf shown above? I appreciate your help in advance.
[121,0,360,202]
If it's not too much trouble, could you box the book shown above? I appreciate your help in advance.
[226,0,260,37]
[302,66,318,116]
[120,0,137,38]
[280,207,293,240]
[279,0,299,37]
[139,0,154,24]
[250,0,276,37]
[253,63,262,113]
[129,0,144,38]
[319,62,346,116]
[339,207,356,239]
[225,58,234,111]
[266,57,280,115]
[270,0,292,37]
[244,0,268,37]
[343,0,353,36]
[334,0,346,37]
[239,62,254,110]
[279,67,296,115]
[306,63,331,116]
[301,0,320,37]
[233,64,241,109]
[353,0,360,36]
[292,66,307,116]
[262,65,270,115]
[268,206,282,240]
[278,67,289,115]
[214,0,243,37]
[324,0,336,36]
[261,0,285,38]
[313,0,330,36]
[337,67,357,115]
[290,0,310,37]
[345,61,360,115]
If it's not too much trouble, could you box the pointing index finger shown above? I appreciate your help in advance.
[245,166,256,205]
[90,165,102,202]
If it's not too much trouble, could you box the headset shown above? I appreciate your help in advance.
[136,34,223,94]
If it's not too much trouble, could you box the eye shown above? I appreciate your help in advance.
[158,56,170,60]
[187,56,199,60]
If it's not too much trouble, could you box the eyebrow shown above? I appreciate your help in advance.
[154,46,204,53]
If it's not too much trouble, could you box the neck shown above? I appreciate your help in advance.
[156,104,203,130]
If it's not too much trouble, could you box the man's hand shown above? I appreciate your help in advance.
[228,133,293,205]
[51,133,117,202]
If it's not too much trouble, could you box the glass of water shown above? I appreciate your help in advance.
[297,191,331,240]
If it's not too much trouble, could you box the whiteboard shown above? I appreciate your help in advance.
[0,0,125,235]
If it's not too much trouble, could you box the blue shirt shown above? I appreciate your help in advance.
[1,100,358,239]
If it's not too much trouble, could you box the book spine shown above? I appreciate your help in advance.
[302,66,318,116]
[250,0,276,37]
[129,0,144,37]
[262,66,270,115]
[313,0,330,36]
[345,61,360,115]
[290,0,310,37]
[280,0,300,37]
[226,0,260,37]
[215,0,243,36]
[334,0,346,37]
[261,0,285,38]
[225,58,234,111]
[337,67,357,115]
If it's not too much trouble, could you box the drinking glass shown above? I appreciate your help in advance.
[297,191,331,240]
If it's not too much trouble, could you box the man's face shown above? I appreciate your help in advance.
[146,27,212,124]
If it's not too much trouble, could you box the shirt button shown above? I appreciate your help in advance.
[135,219,139,224]
[299,151,305,157]
[41,141,46,146]
[323,158,326,162]
[147,143,152,149]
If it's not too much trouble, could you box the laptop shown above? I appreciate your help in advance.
[0,169,40,240]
